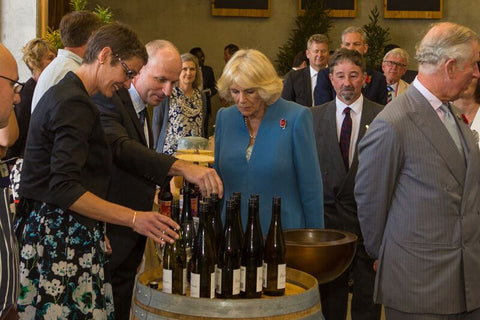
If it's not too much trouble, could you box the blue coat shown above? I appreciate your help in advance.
[214,98,324,234]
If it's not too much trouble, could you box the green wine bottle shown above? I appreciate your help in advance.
[240,195,264,298]
[163,200,187,295]
[190,200,215,298]
[263,196,286,296]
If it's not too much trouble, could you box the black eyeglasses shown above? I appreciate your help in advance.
[0,75,24,94]
[383,60,407,68]
[114,54,136,80]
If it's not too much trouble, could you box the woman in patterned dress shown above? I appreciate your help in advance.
[15,23,180,319]
[152,53,207,155]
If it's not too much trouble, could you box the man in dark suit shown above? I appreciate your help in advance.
[311,48,383,320]
[356,22,480,319]
[190,47,217,135]
[93,40,223,320]
[282,34,329,107]
[314,26,387,106]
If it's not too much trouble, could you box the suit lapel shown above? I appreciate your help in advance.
[348,101,378,175]
[303,68,312,107]
[407,87,466,186]
[118,88,148,146]
[323,101,347,177]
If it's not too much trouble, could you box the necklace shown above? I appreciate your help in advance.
[243,116,256,140]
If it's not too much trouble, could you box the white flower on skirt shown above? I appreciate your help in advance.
[20,244,37,260]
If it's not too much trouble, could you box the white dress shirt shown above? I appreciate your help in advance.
[128,84,149,147]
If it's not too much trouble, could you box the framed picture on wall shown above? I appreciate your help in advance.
[298,0,357,18]
[212,0,270,18]
[384,0,442,19]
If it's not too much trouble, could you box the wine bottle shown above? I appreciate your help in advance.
[180,183,195,276]
[263,196,286,296]
[210,193,223,258]
[163,200,187,295]
[158,179,173,217]
[190,200,216,298]
[232,192,244,244]
[240,195,264,298]
[216,199,241,298]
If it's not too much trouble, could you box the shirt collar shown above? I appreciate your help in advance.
[412,77,443,111]
[128,84,147,114]
[336,94,364,115]
[309,66,318,78]
[57,49,83,66]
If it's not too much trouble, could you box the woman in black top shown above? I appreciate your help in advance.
[15,23,179,319]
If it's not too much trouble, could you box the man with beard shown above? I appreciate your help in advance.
[311,48,383,320]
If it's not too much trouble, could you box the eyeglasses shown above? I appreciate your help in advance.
[114,54,136,80]
[383,60,407,68]
[0,75,24,94]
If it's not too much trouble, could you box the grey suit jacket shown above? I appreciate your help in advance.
[355,85,480,314]
[311,97,383,239]
[281,67,312,107]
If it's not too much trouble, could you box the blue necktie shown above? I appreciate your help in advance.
[138,108,146,128]
[387,85,394,103]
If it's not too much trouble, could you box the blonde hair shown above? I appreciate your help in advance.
[22,38,57,73]
[217,49,283,105]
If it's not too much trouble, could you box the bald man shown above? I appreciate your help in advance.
[93,40,223,320]
[0,43,21,319]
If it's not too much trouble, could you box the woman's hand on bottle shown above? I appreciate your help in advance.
[134,211,180,245]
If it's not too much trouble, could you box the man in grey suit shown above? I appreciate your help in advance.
[312,48,383,320]
[355,22,480,319]
[282,34,329,107]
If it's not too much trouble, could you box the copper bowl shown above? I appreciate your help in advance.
[284,229,357,284]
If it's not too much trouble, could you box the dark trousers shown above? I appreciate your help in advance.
[108,234,146,320]
[319,244,381,320]
[385,307,480,320]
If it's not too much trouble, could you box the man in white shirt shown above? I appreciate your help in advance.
[311,48,383,320]
[382,48,410,102]
[282,34,329,107]
[31,10,102,112]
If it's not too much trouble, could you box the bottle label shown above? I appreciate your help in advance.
[233,268,240,295]
[262,262,267,288]
[215,267,222,294]
[163,269,173,294]
[191,197,198,217]
[193,217,199,234]
[182,268,187,295]
[278,264,286,289]
[210,272,215,299]
[240,266,246,291]
[159,200,171,217]
[190,273,200,298]
[256,266,263,293]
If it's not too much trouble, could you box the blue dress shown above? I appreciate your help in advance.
[214,98,324,234]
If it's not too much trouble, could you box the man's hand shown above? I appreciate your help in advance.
[168,159,223,198]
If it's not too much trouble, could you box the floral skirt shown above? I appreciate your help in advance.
[14,200,114,319]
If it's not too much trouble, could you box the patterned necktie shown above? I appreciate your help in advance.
[439,103,464,157]
[339,107,352,170]
[387,85,394,103]
[138,107,147,128]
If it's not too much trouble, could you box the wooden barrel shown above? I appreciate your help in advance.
[133,267,321,320]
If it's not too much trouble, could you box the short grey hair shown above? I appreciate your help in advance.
[307,34,329,49]
[383,48,410,65]
[341,26,367,43]
[415,22,479,73]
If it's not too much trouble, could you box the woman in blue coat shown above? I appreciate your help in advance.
[215,49,324,234]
